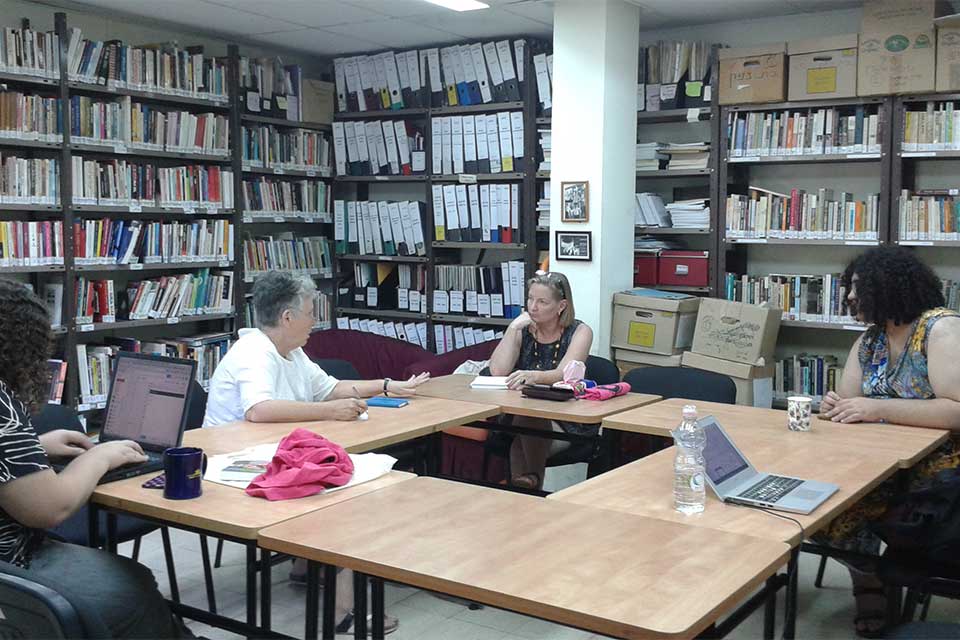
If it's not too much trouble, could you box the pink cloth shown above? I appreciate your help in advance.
[245,428,354,501]
[576,382,632,401]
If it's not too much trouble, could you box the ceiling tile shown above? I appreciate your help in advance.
[340,0,518,19]
[421,8,551,39]
[202,0,386,28]
[66,0,303,35]
[501,0,555,26]
[632,0,796,26]
[249,28,381,55]
[323,19,461,49]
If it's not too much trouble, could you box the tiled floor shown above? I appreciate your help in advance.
[118,525,960,639]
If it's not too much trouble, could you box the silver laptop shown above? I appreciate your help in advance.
[699,416,837,515]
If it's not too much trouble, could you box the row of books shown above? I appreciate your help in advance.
[71,158,234,209]
[639,40,713,111]
[726,106,883,158]
[774,354,841,405]
[636,142,709,171]
[333,199,427,257]
[433,183,520,243]
[241,125,332,173]
[66,29,228,101]
[537,180,550,228]
[434,323,501,355]
[0,91,62,141]
[47,358,67,404]
[538,128,551,172]
[902,102,960,151]
[334,39,528,111]
[430,112,526,174]
[243,291,330,329]
[241,177,329,216]
[335,316,429,351]
[0,220,64,266]
[332,119,425,176]
[240,58,314,122]
[725,187,880,240]
[73,219,233,265]
[0,155,58,204]
[71,96,229,155]
[339,263,427,312]
[0,27,59,79]
[722,272,855,325]
[242,234,333,277]
[897,190,960,241]
[433,261,526,319]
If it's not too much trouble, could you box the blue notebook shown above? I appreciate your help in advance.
[367,397,409,408]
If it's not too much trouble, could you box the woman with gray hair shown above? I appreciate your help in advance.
[203,271,428,427]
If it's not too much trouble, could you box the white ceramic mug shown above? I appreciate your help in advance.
[786,396,813,432]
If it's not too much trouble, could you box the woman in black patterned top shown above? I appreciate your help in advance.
[488,272,593,489]
[0,280,188,638]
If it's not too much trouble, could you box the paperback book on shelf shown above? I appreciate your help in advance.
[241,124,332,173]
[243,233,332,276]
[726,186,879,241]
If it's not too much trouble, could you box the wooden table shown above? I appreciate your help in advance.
[416,374,660,423]
[187,395,502,455]
[259,476,791,640]
[602,398,950,468]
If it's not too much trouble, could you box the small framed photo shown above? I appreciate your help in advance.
[555,230,592,261]
[561,181,589,223]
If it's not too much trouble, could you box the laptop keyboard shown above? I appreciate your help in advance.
[738,475,803,503]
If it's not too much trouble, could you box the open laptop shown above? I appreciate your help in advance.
[699,416,838,515]
[88,352,196,484]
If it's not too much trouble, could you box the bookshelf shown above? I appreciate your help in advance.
[330,38,543,353]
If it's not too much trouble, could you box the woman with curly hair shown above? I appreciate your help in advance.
[0,280,190,638]
[817,246,960,637]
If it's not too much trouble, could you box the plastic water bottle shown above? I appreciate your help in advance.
[674,404,706,514]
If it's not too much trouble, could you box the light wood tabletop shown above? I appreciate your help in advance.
[550,435,900,546]
[259,476,790,640]
[186,396,502,455]
[92,471,416,540]
[601,398,950,469]
[416,374,661,423]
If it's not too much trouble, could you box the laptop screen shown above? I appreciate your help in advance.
[702,420,750,486]
[101,354,193,449]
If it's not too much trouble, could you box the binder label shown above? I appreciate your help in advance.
[459,174,477,184]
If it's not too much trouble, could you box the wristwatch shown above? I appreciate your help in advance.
[383,378,392,396]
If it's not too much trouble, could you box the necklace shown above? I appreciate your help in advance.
[532,338,561,368]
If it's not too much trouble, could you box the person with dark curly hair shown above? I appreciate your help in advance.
[0,280,190,638]
[815,246,960,637]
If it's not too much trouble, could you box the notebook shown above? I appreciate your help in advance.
[470,375,509,389]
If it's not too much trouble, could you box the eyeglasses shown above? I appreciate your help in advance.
[530,272,567,298]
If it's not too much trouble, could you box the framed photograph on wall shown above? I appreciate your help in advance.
[555,230,592,261]
[561,181,589,222]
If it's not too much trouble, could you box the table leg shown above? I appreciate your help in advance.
[782,548,799,640]
[305,560,320,640]
[763,575,777,640]
[245,543,258,629]
[371,577,385,640]
[106,512,118,553]
[322,564,336,640]
[87,503,100,549]
[160,527,181,604]
[260,549,272,631]
[353,571,367,640]
[199,535,218,614]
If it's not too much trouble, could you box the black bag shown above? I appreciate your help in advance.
[870,475,960,567]
[521,384,575,402]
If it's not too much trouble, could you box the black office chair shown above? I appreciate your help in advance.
[622,366,737,404]
[314,358,361,380]
[0,560,110,639]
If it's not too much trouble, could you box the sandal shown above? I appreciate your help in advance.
[853,587,888,639]
[335,611,399,636]
[511,473,541,490]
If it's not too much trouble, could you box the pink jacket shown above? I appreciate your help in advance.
[245,428,354,501]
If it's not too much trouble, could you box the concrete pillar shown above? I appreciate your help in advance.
[550,0,639,357]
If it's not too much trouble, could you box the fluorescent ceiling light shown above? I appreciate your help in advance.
[422,0,490,11]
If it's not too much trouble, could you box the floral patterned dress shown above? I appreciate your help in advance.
[817,308,960,554]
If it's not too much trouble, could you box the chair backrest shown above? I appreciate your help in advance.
[30,403,83,435]
[185,380,208,431]
[0,562,110,639]
[623,366,737,404]
[585,356,620,386]
[316,358,361,381]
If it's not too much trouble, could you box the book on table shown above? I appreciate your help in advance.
[470,375,509,389]
[219,459,269,482]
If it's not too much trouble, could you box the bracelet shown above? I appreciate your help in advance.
[383,378,391,396]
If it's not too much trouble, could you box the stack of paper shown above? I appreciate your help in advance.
[636,142,667,171]
[634,236,683,251]
[666,198,710,228]
[634,192,670,227]
[664,142,710,170]
[537,179,550,228]
[538,129,551,172]
[470,375,509,389]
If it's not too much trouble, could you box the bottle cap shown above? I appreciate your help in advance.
[682,404,697,419]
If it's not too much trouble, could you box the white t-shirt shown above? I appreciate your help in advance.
[202,328,339,427]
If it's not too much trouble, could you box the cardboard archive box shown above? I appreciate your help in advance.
[787,35,859,100]
[614,349,683,378]
[858,0,942,96]
[611,290,700,356]
[681,351,774,408]
[690,297,781,366]
[936,14,960,91]
[718,44,786,105]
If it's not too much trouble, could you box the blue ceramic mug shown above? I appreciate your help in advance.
[163,447,205,500]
